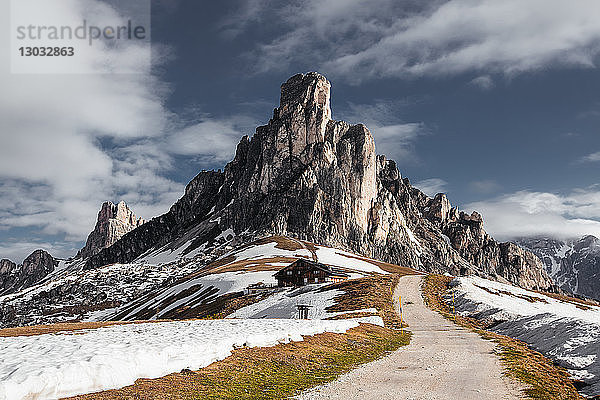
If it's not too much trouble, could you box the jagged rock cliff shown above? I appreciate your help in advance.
[0,250,57,296]
[87,72,553,290]
[78,201,145,259]
[517,235,600,299]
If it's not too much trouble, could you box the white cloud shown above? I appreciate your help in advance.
[0,0,248,260]
[464,188,600,241]
[580,151,600,163]
[413,178,448,197]
[167,116,257,164]
[234,0,600,80]
[470,75,494,90]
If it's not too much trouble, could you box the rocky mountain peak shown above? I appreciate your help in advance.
[0,249,57,296]
[576,235,600,251]
[241,72,337,195]
[279,72,331,123]
[426,193,456,222]
[78,201,145,259]
[86,72,552,291]
[0,259,17,276]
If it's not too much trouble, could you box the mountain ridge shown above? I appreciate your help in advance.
[0,250,57,296]
[86,72,553,291]
[517,235,600,300]
[0,200,144,296]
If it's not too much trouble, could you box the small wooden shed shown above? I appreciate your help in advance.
[274,259,350,287]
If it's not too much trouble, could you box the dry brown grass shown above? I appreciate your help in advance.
[268,235,305,252]
[326,311,378,320]
[64,324,410,400]
[324,273,415,329]
[330,251,421,275]
[0,319,173,338]
[423,274,584,400]
[535,291,599,310]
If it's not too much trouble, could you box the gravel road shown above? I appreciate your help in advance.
[297,275,524,400]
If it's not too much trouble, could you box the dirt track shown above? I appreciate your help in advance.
[297,275,524,400]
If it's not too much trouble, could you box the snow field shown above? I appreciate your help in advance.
[0,318,367,400]
[230,284,339,319]
[452,276,600,397]
[454,276,600,323]
[118,270,277,320]
[229,283,383,322]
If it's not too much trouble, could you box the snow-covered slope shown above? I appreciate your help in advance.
[0,235,404,328]
[0,318,378,400]
[451,276,600,397]
[230,285,342,319]
[0,234,390,399]
[106,236,397,321]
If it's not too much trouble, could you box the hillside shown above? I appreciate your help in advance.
[450,275,600,397]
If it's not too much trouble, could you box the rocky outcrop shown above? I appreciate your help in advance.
[517,235,600,299]
[78,201,145,259]
[0,250,58,296]
[86,172,224,268]
[410,193,553,289]
[87,72,553,290]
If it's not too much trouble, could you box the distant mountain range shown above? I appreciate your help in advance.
[0,201,143,298]
[516,235,600,300]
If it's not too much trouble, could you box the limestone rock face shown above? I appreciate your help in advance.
[86,72,553,291]
[221,73,378,253]
[78,201,145,259]
[0,250,57,296]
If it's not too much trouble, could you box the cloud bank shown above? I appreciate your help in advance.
[0,0,252,261]
[235,0,600,80]
[464,187,600,241]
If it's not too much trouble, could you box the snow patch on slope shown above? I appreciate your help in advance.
[118,271,277,320]
[0,319,364,400]
[230,284,340,319]
[227,241,312,262]
[313,246,388,274]
[452,276,600,397]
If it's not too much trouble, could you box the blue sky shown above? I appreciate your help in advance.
[1,0,600,262]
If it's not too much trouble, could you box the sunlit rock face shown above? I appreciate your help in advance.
[86,72,553,291]
[78,201,145,259]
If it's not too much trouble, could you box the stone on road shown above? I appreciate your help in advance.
[297,275,523,400]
